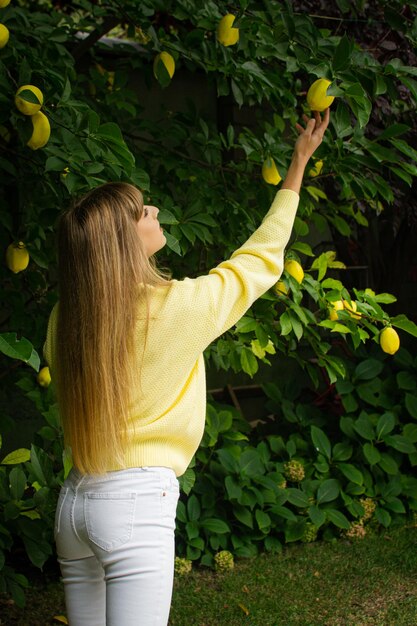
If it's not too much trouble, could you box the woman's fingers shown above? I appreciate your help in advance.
[296,108,330,136]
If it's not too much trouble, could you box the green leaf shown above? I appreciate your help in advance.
[362,443,381,465]
[178,468,195,496]
[353,415,375,441]
[9,467,27,501]
[186,521,200,540]
[239,449,264,477]
[240,347,258,377]
[233,505,253,528]
[21,536,50,569]
[235,317,258,333]
[289,311,303,340]
[391,314,417,338]
[384,498,406,514]
[284,520,306,543]
[405,393,417,419]
[397,371,416,391]
[331,215,351,236]
[332,35,353,71]
[354,358,384,381]
[286,488,310,508]
[376,412,396,439]
[384,435,416,454]
[0,334,40,371]
[317,479,340,504]
[378,453,399,475]
[290,242,314,257]
[1,449,31,465]
[308,505,326,527]
[305,186,328,202]
[373,293,397,304]
[311,425,331,460]
[322,278,344,290]
[326,508,350,529]
[375,507,391,527]
[270,505,297,522]
[279,311,292,336]
[403,424,417,443]
[377,124,410,141]
[200,518,230,534]
[255,509,271,531]
[187,494,201,522]
[17,88,41,105]
[225,475,242,500]
[332,442,353,461]
[338,463,363,485]
[30,446,48,486]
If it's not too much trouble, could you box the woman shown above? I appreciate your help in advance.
[44,108,329,626]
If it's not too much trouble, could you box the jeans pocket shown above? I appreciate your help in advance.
[84,492,136,552]
[54,487,69,538]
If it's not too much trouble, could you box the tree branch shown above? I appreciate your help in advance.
[72,16,120,64]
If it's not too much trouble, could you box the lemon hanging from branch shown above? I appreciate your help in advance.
[0,23,9,48]
[37,366,51,388]
[308,160,323,177]
[216,14,239,46]
[307,78,335,112]
[153,52,175,87]
[262,157,281,185]
[6,242,29,273]
[328,300,344,320]
[284,259,304,284]
[27,111,50,150]
[379,327,400,355]
[15,85,43,115]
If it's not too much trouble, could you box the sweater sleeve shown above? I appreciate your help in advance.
[202,188,299,339]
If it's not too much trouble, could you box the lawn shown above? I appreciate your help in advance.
[2,525,417,625]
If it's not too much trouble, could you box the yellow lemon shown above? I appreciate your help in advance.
[27,111,50,150]
[37,366,51,388]
[308,160,323,177]
[306,78,335,112]
[343,299,361,319]
[328,300,344,320]
[379,327,400,355]
[216,14,239,46]
[284,259,304,284]
[0,0,11,6]
[273,280,289,296]
[0,23,9,48]
[262,157,281,185]
[6,241,29,273]
[15,85,43,116]
[153,51,175,80]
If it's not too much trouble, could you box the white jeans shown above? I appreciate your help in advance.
[54,466,180,626]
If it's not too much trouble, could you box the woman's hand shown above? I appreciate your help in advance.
[294,108,330,164]
[281,108,330,194]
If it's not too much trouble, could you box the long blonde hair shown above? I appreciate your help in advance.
[55,182,172,475]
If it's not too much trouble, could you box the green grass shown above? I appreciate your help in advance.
[2,526,417,625]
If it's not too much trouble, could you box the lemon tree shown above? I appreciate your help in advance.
[1,0,417,603]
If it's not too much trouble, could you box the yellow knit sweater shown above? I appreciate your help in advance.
[44,189,299,476]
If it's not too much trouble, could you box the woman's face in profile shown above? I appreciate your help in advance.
[137,204,166,257]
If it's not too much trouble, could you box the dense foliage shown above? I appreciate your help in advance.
[1,0,417,606]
